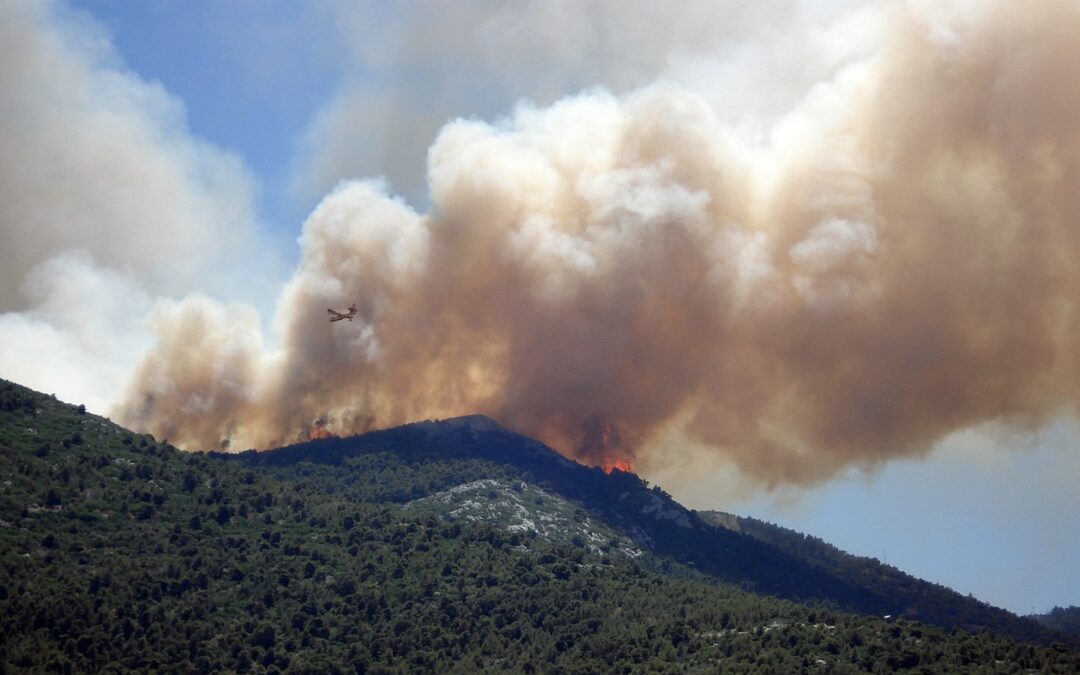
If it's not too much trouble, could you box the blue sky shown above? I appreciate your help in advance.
[3,0,1078,616]
[70,0,346,253]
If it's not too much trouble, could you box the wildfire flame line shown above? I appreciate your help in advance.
[602,459,634,475]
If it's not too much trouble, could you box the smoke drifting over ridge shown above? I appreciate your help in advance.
[119,1,1080,486]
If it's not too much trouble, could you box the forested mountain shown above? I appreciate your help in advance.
[228,413,1063,646]
[1029,606,1080,637]
[1,378,1077,672]
[697,511,1071,647]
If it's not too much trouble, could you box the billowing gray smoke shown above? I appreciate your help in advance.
[118,1,1080,486]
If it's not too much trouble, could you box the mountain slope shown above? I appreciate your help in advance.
[226,414,1065,646]
[1029,606,1080,637]
[2,378,1077,672]
[401,478,644,559]
[698,510,1069,646]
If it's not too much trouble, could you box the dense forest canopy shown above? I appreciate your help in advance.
[1,379,1077,672]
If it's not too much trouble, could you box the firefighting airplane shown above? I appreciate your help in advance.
[327,304,358,322]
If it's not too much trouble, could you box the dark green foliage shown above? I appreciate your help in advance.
[1030,606,1080,636]
[0,382,35,414]
[1,379,1078,672]
[699,510,1063,646]
[229,415,1067,647]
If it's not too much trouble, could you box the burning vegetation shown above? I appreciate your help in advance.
[580,419,635,474]
[602,458,634,475]
[305,420,336,442]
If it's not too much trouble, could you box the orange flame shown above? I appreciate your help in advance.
[602,458,634,474]
[305,420,336,441]
[590,420,633,474]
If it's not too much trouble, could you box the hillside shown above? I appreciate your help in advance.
[698,510,1067,646]
[1029,607,1080,637]
[228,414,1064,646]
[1,378,1078,672]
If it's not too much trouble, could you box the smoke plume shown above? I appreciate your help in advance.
[0,0,268,410]
[119,1,1080,486]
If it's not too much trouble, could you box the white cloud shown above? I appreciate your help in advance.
[0,0,267,410]
[0,0,260,308]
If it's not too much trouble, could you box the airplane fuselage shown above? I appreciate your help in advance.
[328,305,358,323]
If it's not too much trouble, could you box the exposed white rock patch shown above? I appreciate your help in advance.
[404,478,641,558]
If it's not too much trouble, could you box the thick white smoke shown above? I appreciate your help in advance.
[293,0,877,203]
[0,0,264,408]
[119,0,1080,487]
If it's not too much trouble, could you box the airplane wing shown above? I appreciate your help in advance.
[328,305,358,322]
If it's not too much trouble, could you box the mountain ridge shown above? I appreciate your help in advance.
[221,412,1065,646]
[3,377,1077,672]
